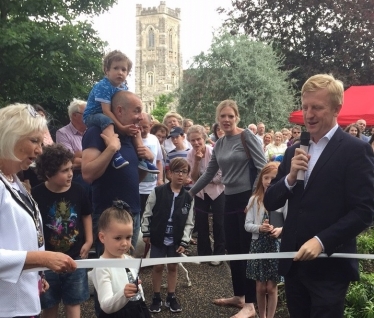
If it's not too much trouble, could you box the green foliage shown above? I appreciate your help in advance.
[357,229,374,254]
[220,0,374,89]
[345,273,374,318]
[177,29,297,130]
[0,0,117,126]
[151,93,174,122]
[344,228,374,317]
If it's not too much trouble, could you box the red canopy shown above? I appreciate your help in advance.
[289,85,374,126]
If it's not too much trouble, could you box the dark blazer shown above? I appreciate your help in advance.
[264,128,374,281]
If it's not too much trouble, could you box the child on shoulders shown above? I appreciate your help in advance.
[84,50,159,174]
[142,158,194,313]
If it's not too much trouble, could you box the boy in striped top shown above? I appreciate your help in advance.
[165,127,191,188]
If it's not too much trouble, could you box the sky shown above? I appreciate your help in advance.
[92,0,233,88]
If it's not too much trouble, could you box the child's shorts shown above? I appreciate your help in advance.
[40,268,89,308]
[84,113,114,131]
[150,244,181,258]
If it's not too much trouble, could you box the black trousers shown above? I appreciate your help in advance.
[224,190,256,303]
[285,265,349,318]
[194,192,225,256]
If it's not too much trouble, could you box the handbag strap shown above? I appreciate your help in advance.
[240,130,252,159]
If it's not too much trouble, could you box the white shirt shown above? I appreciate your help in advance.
[285,124,339,189]
[139,133,163,194]
[164,138,192,153]
[92,255,145,314]
[0,177,44,318]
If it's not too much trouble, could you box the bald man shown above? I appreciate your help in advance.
[248,123,263,144]
[356,119,370,142]
[82,91,154,252]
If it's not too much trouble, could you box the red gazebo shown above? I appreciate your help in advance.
[289,85,374,126]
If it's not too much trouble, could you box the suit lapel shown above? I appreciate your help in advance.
[303,128,343,194]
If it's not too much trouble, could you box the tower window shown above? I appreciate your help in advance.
[171,74,176,85]
[168,29,173,51]
[147,72,154,86]
[149,28,155,48]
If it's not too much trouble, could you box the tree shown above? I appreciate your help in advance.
[151,93,174,122]
[177,29,297,130]
[220,0,374,89]
[0,0,116,126]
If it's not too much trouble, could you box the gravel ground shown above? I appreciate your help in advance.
[59,235,289,317]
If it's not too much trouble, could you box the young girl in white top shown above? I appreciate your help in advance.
[92,201,150,318]
[244,162,287,318]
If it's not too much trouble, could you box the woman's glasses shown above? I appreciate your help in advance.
[26,105,40,118]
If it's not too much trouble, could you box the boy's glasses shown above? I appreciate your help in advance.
[172,170,188,175]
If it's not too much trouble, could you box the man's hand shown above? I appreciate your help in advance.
[137,146,154,161]
[287,147,310,185]
[294,237,323,261]
[100,133,121,152]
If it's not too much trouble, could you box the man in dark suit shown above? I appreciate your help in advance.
[264,74,374,318]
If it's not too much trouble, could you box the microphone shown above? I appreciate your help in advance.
[296,132,310,182]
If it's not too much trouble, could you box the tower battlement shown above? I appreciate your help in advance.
[136,1,180,19]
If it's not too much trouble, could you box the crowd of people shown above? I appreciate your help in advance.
[1,49,373,318]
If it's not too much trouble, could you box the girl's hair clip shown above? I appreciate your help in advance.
[112,200,131,210]
[112,200,134,218]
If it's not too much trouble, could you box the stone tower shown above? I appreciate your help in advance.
[135,2,182,113]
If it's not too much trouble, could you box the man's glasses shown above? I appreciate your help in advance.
[292,131,301,135]
[172,169,189,175]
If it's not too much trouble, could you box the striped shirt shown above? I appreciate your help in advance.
[165,148,191,170]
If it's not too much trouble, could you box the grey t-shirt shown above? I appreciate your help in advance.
[190,129,267,195]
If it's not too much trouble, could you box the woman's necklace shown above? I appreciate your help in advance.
[0,170,14,183]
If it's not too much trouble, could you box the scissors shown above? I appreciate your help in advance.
[135,258,143,293]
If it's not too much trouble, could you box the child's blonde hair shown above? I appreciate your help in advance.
[248,162,280,215]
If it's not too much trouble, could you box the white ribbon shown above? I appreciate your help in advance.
[24,252,374,272]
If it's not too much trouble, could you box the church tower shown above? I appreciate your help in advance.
[135,2,182,113]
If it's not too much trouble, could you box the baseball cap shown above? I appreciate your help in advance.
[167,126,184,139]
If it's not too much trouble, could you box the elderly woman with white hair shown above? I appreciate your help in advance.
[0,104,77,318]
[162,111,192,153]
[186,125,225,265]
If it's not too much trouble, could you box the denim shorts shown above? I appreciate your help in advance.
[150,244,181,258]
[40,267,89,308]
[84,113,114,131]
